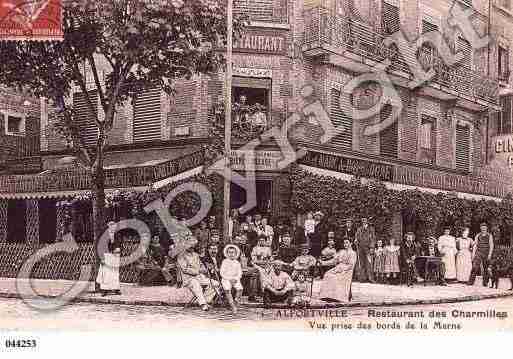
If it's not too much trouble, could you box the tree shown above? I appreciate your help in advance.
[0,0,246,280]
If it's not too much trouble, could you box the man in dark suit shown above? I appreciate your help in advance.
[419,236,447,286]
[276,231,297,273]
[355,217,376,283]
[341,219,356,251]
[400,232,421,286]
[201,243,224,281]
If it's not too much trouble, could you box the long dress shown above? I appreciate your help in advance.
[456,237,472,282]
[383,245,400,274]
[438,235,457,280]
[319,249,357,302]
[96,253,121,291]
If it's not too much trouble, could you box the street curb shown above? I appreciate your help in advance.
[2,290,513,310]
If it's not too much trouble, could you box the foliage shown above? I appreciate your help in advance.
[290,165,513,245]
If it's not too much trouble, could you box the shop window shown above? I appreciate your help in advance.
[1,111,25,136]
[455,123,471,172]
[499,96,512,135]
[232,77,271,136]
[419,115,436,165]
[499,45,510,82]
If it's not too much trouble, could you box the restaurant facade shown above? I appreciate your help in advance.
[2,0,513,280]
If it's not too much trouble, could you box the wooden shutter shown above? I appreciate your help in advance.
[500,96,512,134]
[133,88,162,142]
[422,20,438,34]
[73,90,98,148]
[382,1,400,35]
[379,103,398,158]
[329,89,353,150]
[455,124,470,171]
[234,0,274,22]
[499,46,510,80]
[457,37,472,70]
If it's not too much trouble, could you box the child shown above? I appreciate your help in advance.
[304,212,316,237]
[384,237,401,284]
[291,271,311,307]
[373,239,385,284]
[220,244,243,314]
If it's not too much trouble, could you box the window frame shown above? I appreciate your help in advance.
[498,96,513,135]
[498,44,510,82]
[454,119,473,172]
[1,110,26,137]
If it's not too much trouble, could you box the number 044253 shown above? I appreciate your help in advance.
[5,339,37,348]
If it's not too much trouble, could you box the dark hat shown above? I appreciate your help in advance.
[299,243,310,250]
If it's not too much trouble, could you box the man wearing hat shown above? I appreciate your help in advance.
[400,232,421,286]
[420,236,447,286]
[341,219,356,251]
[177,237,219,311]
[355,217,376,283]
[261,260,295,306]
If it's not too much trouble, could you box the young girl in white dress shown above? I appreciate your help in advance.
[384,237,401,284]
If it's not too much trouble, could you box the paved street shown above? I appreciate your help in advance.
[2,295,513,331]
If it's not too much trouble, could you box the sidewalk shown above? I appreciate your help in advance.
[1,277,512,308]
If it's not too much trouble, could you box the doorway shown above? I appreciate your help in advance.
[230,179,273,217]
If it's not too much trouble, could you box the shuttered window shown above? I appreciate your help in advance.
[379,103,398,158]
[133,88,162,142]
[459,0,473,7]
[382,1,400,35]
[499,46,510,82]
[73,90,98,148]
[422,19,438,34]
[455,124,471,171]
[499,96,512,135]
[419,115,436,165]
[457,37,472,70]
[329,89,352,150]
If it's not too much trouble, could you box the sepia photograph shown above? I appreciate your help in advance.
[0,0,513,353]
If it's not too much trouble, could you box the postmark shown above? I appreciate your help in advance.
[0,0,63,41]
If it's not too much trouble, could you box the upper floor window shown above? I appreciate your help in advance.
[498,45,510,82]
[0,111,26,136]
[498,96,512,134]
[379,103,398,158]
[419,114,436,165]
[382,0,399,35]
[457,37,473,70]
[232,77,271,137]
[498,0,511,10]
[455,122,471,172]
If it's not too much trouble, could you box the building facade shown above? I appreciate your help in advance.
[1,0,513,255]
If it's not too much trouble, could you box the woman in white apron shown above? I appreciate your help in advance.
[96,221,122,296]
[437,227,457,281]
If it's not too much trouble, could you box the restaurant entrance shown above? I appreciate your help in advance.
[230,179,273,217]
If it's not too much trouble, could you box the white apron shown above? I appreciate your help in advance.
[96,253,121,290]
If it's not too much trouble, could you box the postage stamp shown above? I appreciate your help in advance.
[0,0,63,41]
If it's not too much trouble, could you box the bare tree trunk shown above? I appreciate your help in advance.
[91,143,106,291]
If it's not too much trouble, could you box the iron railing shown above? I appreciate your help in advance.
[303,7,499,105]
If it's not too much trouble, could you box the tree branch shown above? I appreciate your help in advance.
[87,54,108,112]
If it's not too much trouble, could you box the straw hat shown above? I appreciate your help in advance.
[223,244,241,259]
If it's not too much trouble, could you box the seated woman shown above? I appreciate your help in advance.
[319,239,357,303]
[136,233,175,286]
[290,244,317,279]
[318,237,337,278]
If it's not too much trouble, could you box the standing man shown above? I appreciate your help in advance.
[354,217,376,283]
[341,219,356,251]
[468,223,494,287]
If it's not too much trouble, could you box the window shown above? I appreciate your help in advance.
[1,111,26,136]
[499,45,510,82]
[232,76,271,134]
[379,103,398,158]
[419,115,436,165]
[73,90,99,147]
[382,0,400,35]
[133,87,162,142]
[329,89,353,150]
[455,123,471,171]
[499,96,512,134]
[457,37,473,70]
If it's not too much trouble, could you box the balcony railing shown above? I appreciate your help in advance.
[0,135,40,161]
[234,0,288,24]
[303,7,499,105]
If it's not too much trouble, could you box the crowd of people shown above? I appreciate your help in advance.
[94,211,513,313]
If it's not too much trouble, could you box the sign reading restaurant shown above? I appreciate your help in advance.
[232,29,287,55]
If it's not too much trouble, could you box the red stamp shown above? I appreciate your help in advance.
[0,0,63,41]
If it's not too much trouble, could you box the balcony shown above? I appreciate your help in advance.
[302,7,499,109]
[0,136,41,173]
[234,0,288,24]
